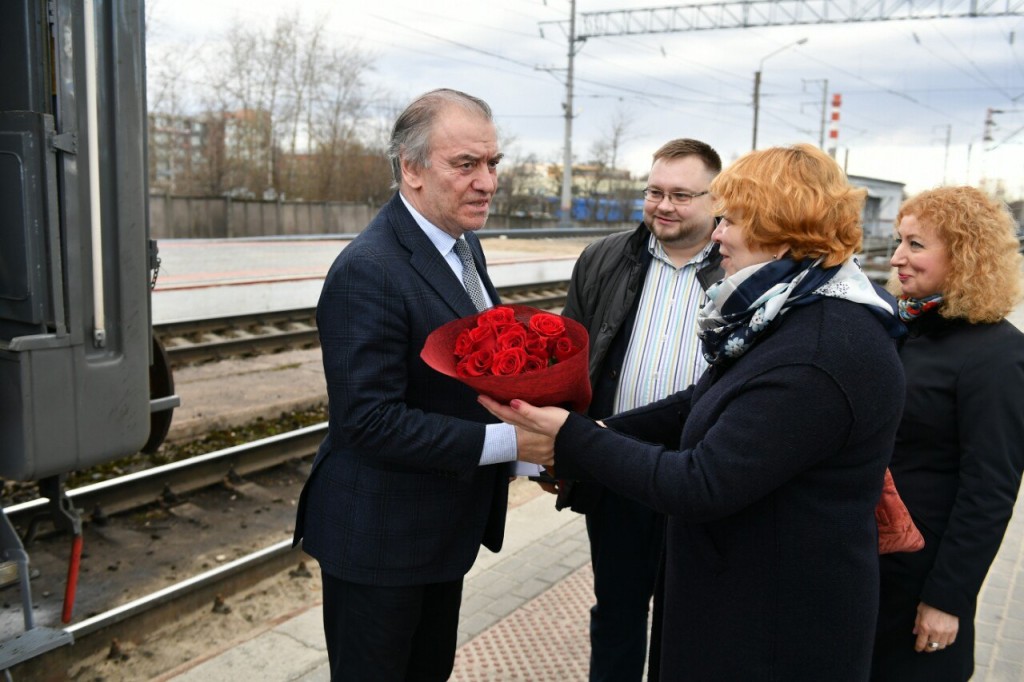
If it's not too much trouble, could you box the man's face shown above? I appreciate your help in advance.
[402,106,501,238]
[643,156,716,251]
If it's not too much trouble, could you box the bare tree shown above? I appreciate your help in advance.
[307,46,376,200]
[146,7,392,203]
[491,131,557,223]
[205,12,389,201]
[206,13,307,197]
[587,105,638,196]
[581,105,641,222]
[147,35,207,194]
[277,14,328,195]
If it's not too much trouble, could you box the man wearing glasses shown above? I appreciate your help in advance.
[556,138,723,681]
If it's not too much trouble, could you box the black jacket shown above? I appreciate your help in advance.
[557,222,721,510]
[874,311,1024,680]
[562,223,652,418]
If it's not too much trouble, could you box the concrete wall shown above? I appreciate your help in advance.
[148,194,634,238]
[149,194,378,238]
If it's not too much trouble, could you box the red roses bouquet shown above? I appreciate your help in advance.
[420,304,592,412]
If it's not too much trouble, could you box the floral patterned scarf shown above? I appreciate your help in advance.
[696,256,904,366]
[896,294,943,321]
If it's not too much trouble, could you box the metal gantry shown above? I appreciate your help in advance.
[577,0,1024,38]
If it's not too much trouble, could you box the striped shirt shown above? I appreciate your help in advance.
[613,236,714,413]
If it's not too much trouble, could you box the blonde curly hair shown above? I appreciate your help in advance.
[710,143,865,268]
[892,186,1022,323]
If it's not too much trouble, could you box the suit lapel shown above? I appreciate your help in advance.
[385,196,483,318]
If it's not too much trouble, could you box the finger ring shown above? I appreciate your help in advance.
[928,642,941,650]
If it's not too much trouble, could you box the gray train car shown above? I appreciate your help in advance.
[0,0,175,666]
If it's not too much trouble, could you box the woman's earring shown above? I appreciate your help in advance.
[772,254,778,260]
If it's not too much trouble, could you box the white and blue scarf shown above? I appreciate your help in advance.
[696,256,905,366]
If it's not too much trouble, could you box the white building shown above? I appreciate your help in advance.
[849,174,905,238]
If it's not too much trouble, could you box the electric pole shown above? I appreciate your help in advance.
[559,0,578,226]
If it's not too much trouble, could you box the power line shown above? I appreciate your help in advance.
[922,22,1017,100]
[369,15,544,71]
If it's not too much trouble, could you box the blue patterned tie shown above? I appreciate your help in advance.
[453,238,488,312]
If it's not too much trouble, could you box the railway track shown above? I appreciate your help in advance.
[3,426,325,679]
[157,281,572,366]
[155,246,908,368]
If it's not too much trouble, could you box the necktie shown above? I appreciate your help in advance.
[453,238,488,311]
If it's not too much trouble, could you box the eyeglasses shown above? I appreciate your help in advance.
[642,188,710,205]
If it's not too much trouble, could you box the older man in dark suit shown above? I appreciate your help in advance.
[294,89,539,681]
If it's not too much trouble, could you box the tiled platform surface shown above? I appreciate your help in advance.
[460,478,1024,682]
[160,479,1024,682]
[160,492,596,681]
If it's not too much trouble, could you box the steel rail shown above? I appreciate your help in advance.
[157,281,572,365]
[160,238,999,366]
[9,539,305,679]
[156,307,317,339]
[3,424,328,677]
[66,539,298,639]
[5,424,326,525]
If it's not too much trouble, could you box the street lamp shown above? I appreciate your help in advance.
[752,37,808,150]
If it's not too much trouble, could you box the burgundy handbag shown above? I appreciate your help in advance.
[876,468,925,554]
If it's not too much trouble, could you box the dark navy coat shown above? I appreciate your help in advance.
[556,297,905,680]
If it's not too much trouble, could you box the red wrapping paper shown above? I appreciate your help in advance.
[420,304,592,413]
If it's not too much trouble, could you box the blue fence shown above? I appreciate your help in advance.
[544,197,644,223]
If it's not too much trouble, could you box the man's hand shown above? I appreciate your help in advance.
[514,426,555,467]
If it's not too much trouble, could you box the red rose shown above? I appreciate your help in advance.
[496,325,527,351]
[477,307,515,330]
[491,348,529,376]
[552,335,576,362]
[492,322,519,337]
[456,349,493,377]
[464,325,496,355]
[525,330,548,356]
[524,354,547,373]
[454,329,476,357]
[529,312,566,338]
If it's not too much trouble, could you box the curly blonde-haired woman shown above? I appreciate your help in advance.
[872,186,1024,681]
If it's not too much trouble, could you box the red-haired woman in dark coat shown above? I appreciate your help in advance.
[482,144,907,681]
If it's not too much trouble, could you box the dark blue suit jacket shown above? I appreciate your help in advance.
[294,194,509,587]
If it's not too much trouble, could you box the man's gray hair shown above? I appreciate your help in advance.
[387,89,493,189]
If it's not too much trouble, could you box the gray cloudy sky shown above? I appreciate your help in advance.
[147,0,1024,197]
